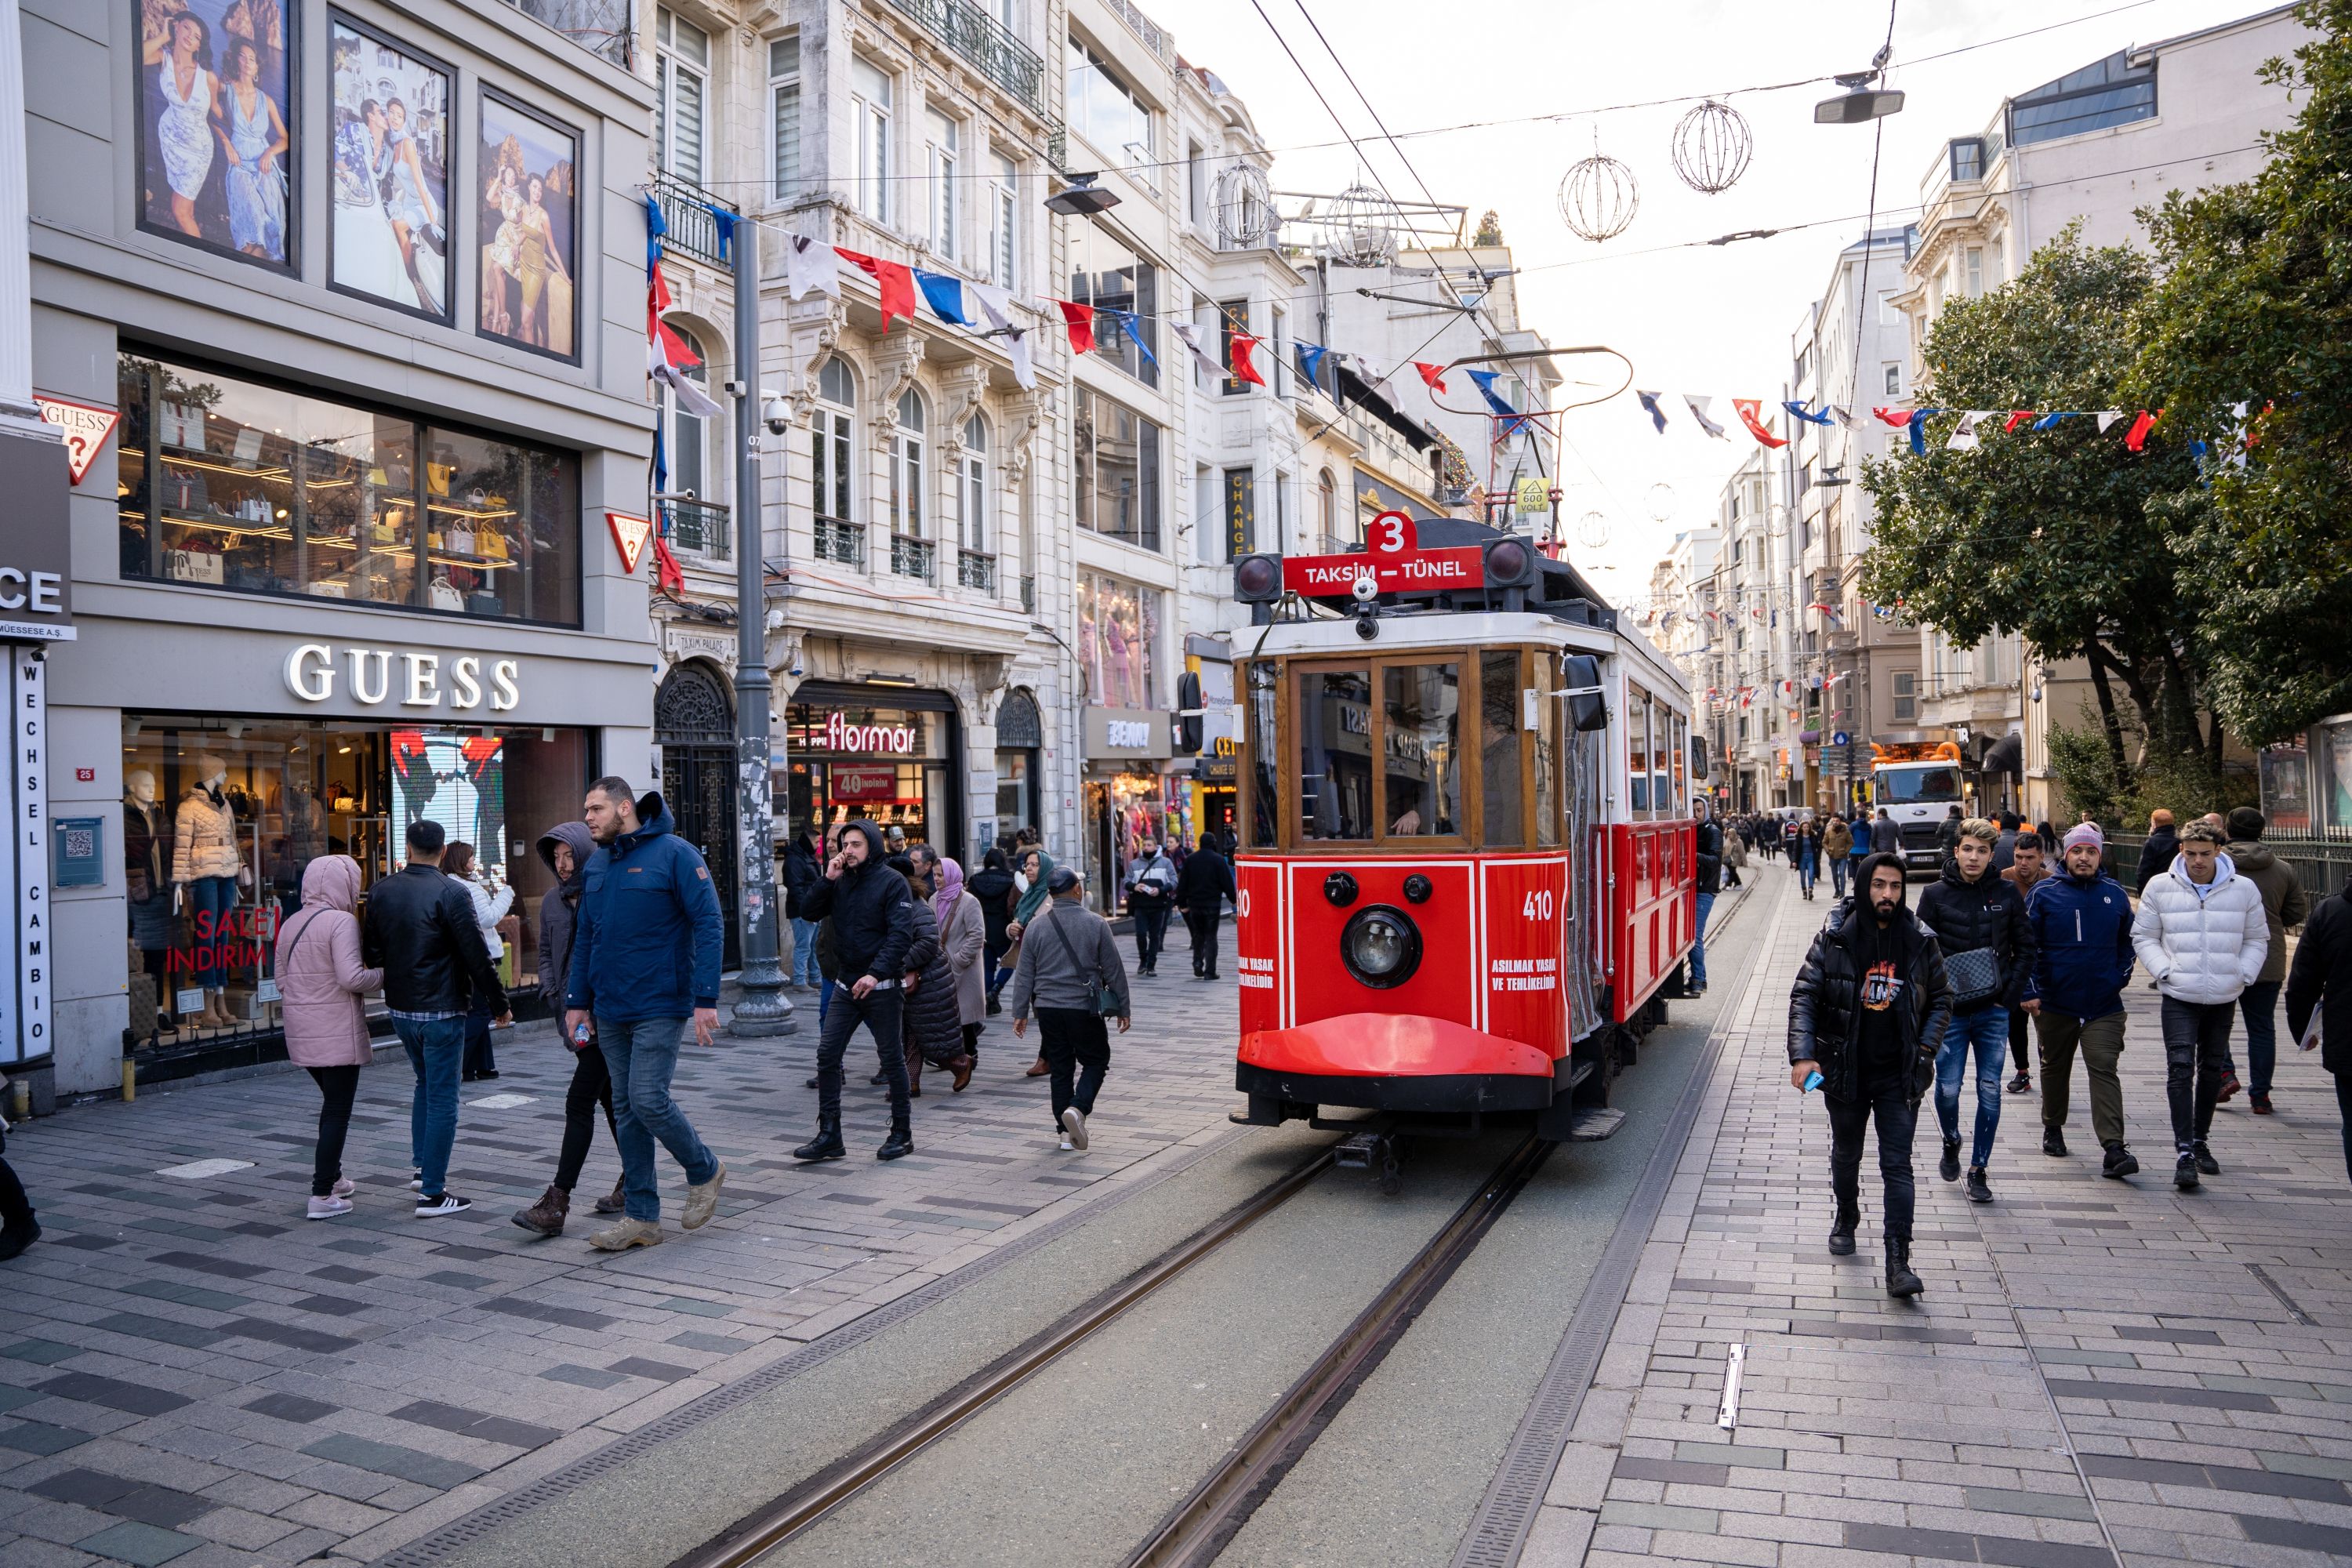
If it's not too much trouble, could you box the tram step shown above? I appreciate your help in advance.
[1566,1107,1626,1142]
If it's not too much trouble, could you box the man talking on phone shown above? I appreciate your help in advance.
[1788,853,1953,1298]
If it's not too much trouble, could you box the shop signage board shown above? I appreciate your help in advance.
[0,434,74,643]
[607,511,652,573]
[831,764,901,802]
[2,648,49,1066]
[33,397,120,486]
[818,711,919,754]
[282,642,521,713]
[1282,509,1484,597]
[1084,707,1171,760]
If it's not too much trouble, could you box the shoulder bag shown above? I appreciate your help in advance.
[1044,911,1120,1017]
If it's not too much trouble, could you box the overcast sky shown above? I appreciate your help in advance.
[1169,0,2274,600]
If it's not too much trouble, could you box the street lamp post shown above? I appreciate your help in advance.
[728,221,793,1037]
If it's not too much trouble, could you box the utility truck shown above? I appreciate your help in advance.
[1871,741,1965,872]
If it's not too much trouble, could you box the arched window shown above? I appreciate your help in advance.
[811,356,855,525]
[1317,467,1338,550]
[957,414,988,552]
[666,327,710,502]
[891,388,927,539]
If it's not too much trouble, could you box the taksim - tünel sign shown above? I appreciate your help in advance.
[1281,547,1486,596]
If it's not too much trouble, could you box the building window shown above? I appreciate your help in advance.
[1948,137,1986,182]
[1065,36,1152,171]
[852,56,894,226]
[957,415,988,551]
[1218,298,1250,396]
[665,325,710,503]
[655,7,708,183]
[986,152,1018,289]
[1882,361,1902,397]
[1068,226,1156,387]
[925,107,958,260]
[1073,386,1161,551]
[1893,670,1917,721]
[1317,468,1337,552]
[769,36,800,202]
[2008,50,2155,147]
[811,356,855,524]
[1964,246,1984,298]
[1187,140,1206,229]
[1079,572,1160,708]
[890,389,927,539]
[118,352,579,626]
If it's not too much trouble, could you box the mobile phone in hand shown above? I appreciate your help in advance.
[1803,1070,1824,1092]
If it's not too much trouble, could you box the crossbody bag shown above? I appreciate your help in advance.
[1042,913,1120,1018]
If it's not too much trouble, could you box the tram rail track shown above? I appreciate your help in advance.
[670,1134,1551,1568]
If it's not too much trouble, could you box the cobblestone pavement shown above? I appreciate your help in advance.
[1526,873,2352,1568]
[0,956,1240,1568]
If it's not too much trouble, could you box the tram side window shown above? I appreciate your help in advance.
[1628,688,1652,816]
[1670,712,1687,811]
[1479,650,1524,846]
[1382,662,1461,837]
[1297,667,1374,840]
[1534,652,1559,847]
[1246,661,1279,848]
[1653,708,1673,818]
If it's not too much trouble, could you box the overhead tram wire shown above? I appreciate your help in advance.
[1846,0,1904,456]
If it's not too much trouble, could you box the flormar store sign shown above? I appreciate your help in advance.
[282,643,521,712]
[818,711,918,754]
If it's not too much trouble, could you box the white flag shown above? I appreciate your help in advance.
[967,283,1036,391]
[2096,410,2125,434]
[1683,395,1728,439]
[785,234,840,303]
[1169,321,1228,383]
[650,350,724,419]
[1825,404,1855,430]
[1947,411,1983,451]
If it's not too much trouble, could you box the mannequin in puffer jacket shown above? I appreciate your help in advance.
[2131,823,2268,1189]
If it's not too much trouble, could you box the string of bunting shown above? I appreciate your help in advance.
[1631,390,2276,459]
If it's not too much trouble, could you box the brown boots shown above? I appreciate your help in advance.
[512,1184,569,1238]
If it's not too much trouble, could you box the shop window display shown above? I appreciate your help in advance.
[783,705,953,852]
[121,716,589,1050]
[1078,572,1159,710]
[118,354,579,626]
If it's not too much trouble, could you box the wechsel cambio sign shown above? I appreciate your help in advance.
[283,644,521,711]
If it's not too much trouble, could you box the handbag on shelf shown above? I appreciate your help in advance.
[166,548,224,585]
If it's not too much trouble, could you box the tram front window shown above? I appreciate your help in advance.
[1247,661,1279,848]
[1382,662,1460,837]
[1297,667,1374,840]
[1480,650,1524,846]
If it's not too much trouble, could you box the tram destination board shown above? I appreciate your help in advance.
[1279,510,1484,596]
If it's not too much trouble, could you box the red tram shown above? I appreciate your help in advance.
[1224,515,1697,1162]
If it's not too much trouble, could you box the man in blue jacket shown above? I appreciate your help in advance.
[564,777,727,1250]
[2024,823,2140,1178]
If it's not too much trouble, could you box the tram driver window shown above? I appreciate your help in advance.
[1479,650,1524,846]
[1296,667,1374,840]
[1382,662,1461,836]
[1628,689,1653,815]
[1246,661,1279,848]
[1534,652,1559,847]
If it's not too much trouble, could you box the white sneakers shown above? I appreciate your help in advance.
[415,1192,472,1218]
[1061,1107,1089,1152]
[306,1196,353,1221]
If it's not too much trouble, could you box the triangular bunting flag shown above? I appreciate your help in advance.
[1907,408,1937,455]
[1230,331,1266,387]
[1826,405,1855,429]
[1636,390,1668,434]
[837,249,917,329]
[1732,398,1787,448]
[2095,410,2125,434]
[1057,299,1097,354]
[785,234,840,301]
[1783,400,1835,426]
[1294,341,1329,386]
[1685,395,1729,438]
[913,270,969,326]
[1413,361,1449,393]
[2004,410,2037,433]
[1947,412,1981,452]
[2031,410,2072,431]
[2125,408,2159,452]
[709,206,738,264]
[606,511,652,575]
[1871,407,1915,428]
[1106,308,1158,368]
[1169,321,1225,382]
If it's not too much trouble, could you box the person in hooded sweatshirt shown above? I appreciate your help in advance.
[2132,822,2269,1189]
[2223,806,2309,1114]
[1007,842,1056,1076]
[274,855,384,1221]
[913,844,988,1069]
[968,846,1019,1014]
[794,820,919,1161]
[514,820,622,1237]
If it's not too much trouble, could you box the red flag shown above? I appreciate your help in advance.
[2003,410,2037,434]
[1229,331,1267,386]
[1057,299,1098,354]
[652,535,686,595]
[1733,399,1787,448]
[1413,361,1449,393]
[2125,408,2159,452]
[837,249,917,330]
[1871,406,1915,428]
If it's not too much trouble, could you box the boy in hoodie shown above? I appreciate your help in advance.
[2223,807,2309,1113]
[793,820,918,1162]
[2132,822,2269,1189]
[2025,825,2140,1176]
[514,820,621,1237]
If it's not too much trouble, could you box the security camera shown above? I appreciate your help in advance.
[764,396,792,435]
[1350,572,1379,604]
[1353,607,1379,641]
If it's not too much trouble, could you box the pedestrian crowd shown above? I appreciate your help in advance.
[1790,800,2352,1301]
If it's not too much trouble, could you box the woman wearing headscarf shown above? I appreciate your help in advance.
[891,855,971,1095]
[927,849,988,1070]
[274,855,383,1221]
[1006,843,1056,1076]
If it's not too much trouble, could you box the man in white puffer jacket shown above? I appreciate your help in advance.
[2132,822,2268,1191]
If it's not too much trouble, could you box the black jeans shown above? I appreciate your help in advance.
[2160,996,2234,1152]
[1187,908,1223,976]
[1825,1076,1918,1243]
[0,1127,32,1234]
[1132,902,1171,971]
[2335,1069,2352,1187]
[305,1065,361,1198]
[1036,1007,1110,1131]
[2008,1006,2032,1075]
[554,1041,619,1192]
[817,985,910,1123]
[463,998,497,1076]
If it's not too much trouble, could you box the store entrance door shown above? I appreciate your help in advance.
[657,664,740,970]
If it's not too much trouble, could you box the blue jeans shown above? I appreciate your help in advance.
[1830,856,1850,898]
[395,1015,466,1198]
[2240,980,2281,1096]
[1934,1005,2009,1171]
[818,976,837,1022]
[596,1015,719,1223]
[1690,891,1715,989]
[789,917,821,985]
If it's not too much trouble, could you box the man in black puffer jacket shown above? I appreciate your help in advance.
[1789,852,1953,1298]
[793,821,917,1162]
[1914,818,2034,1206]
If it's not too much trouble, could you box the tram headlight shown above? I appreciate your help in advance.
[1234,553,1283,604]
[1340,904,1422,989]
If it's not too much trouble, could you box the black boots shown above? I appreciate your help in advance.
[793,1115,846,1162]
[1828,1207,1858,1257]
[877,1117,914,1161]
[2102,1143,2140,1178]
[1885,1239,1922,1298]
[2043,1127,2067,1157]
[1939,1138,1962,1182]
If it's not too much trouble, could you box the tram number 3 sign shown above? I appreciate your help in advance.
[1280,510,1486,596]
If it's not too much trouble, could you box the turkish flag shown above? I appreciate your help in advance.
[1229,331,1267,386]
[1733,399,1787,448]
[2126,408,2159,452]
[2004,410,2038,434]
[1413,361,1448,393]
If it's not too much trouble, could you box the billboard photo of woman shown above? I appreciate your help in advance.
[477,91,578,361]
[328,13,450,320]
[135,0,292,268]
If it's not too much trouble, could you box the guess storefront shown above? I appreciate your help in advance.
[782,684,965,860]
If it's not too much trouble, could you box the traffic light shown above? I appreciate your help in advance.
[1174,670,1203,755]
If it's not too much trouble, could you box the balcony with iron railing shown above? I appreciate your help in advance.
[891,535,937,583]
[880,0,1046,112]
[958,550,996,593]
[814,516,866,568]
[662,498,730,561]
[1020,575,1036,615]
[499,0,633,69]
[652,171,738,269]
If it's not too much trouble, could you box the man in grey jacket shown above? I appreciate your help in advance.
[1007,866,1131,1152]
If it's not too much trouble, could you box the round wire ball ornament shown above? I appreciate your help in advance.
[1577,510,1610,550]
[1557,151,1639,243]
[1646,481,1676,523]
[1212,161,1275,250]
[1671,99,1753,194]
[1326,182,1401,267]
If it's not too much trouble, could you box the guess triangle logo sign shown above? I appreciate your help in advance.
[607,510,653,574]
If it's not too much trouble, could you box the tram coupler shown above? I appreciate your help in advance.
[1331,1130,1405,1196]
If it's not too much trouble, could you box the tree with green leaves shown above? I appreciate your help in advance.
[2132,0,2352,745]
[1860,231,2214,782]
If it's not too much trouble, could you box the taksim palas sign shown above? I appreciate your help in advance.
[283,643,521,713]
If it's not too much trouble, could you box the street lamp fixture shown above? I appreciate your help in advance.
[1817,68,1904,124]
[1045,172,1120,216]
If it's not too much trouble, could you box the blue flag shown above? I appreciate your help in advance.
[1635,390,1668,434]
[2031,409,2078,431]
[642,192,666,270]
[709,206,738,264]
[1908,408,1940,455]
[1782,400,1835,426]
[1295,341,1330,387]
[651,423,668,513]
[914,270,970,325]
[1105,309,1158,368]
[1467,368,1534,442]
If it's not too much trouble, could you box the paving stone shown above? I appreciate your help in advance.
[2236,1512,2352,1555]
[241,1394,336,1426]
[70,1520,205,1566]
[1963,1485,2099,1522]
[31,1375,194,1419]
[296,1436,481,1492]
[0,1422,94,1457]
[535,1365,626,1390]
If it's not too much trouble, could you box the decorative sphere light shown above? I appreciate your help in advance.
[1671,99,1754,195]
[1557,144,1639,243]
[1212,161,1275,250]
[1325,183,1400,267]
[1577,510,1610,549]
